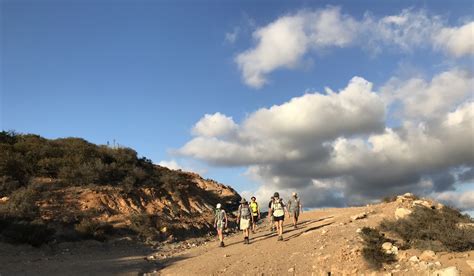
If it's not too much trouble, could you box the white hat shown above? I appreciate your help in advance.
[216,203,222,208]
[292,192,297,196]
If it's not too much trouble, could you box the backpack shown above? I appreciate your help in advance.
[250,202,259,215]
[239,204,251,219]
[215,209,225,222]
[272,199,285,217]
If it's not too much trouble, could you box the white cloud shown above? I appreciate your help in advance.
[158,160,183,170]
[434,22,474,57]
[235,14,308,88]
[381,69,473,120]
[179,76,384,165]
[191,112,238,138]
[235,7,472,88]
[157,159,207,175]
[178,69,474,208]
[433,191,474,211]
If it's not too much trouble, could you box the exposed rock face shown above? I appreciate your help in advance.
[395,208,412,220]
[431,266,460,276]
[420,250,437,261]
[37,166,241,240]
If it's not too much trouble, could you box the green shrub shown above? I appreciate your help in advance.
[74,218,114,241]
[1,186,39,218]
[359,227,397,269]
[380,206,474,252]
[129,213,160,241]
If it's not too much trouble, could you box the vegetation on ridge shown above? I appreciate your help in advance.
[0,131,240,246]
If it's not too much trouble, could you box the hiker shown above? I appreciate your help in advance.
[250,196,260,233]
[268,196,275,232]
[237,198,254,244]
[287,192,303,228]
[269,192,288,241]
[214,203,228,247]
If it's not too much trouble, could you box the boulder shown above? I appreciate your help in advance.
[350,212,368,221]
[382,242,393,251]
[456,222,474,229]
[409,256,419,263]
[395,208,412,220]
[413,200,434,209]
[420,250,437,261]
[0,196,9,204]
[430,266,459,276]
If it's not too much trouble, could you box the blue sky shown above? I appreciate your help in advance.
[1,0,473,212]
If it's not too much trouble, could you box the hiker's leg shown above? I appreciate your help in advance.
[279,220,283,236]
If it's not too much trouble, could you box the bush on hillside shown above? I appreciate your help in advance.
[359,227,397,269]
[74,218,115,241]
[0,131,162,195]
[380,206,474,252]
[129,213,160,241]
[1,185,39,219]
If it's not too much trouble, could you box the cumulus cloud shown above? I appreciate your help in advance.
[432,191,474,211]
[235,7,473,88]
[434,22,474,57]
[179,76,385,166]
[157,159,207,175]
[191,112,238,137]
[178,68,474,209]
[158,160,183,170]
[381,69,473,120]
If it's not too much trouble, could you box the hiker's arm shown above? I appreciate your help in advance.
[224,213,228,228]
[268,208,273,219]
[300,202,303,213]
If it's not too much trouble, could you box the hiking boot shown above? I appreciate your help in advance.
[219,241,224,247]
[278,236,283,241]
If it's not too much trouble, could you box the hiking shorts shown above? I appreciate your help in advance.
[291,210,299,219]
[274,215,284,222]
[216,221,225,230]
[252,215,258,224]
[240,218,250,230]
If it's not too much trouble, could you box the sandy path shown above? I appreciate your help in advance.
[156,209,346,275]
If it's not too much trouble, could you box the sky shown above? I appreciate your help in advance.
[1,0,473,214]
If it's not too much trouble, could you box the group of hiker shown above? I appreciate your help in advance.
[213,192,302,247]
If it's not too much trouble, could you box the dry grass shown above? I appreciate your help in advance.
[359,227,397,269]
[380,206,474,252]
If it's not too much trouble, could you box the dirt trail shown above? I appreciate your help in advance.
[155,207,364,275]
[153,203,473,276]
[1,201,472,275]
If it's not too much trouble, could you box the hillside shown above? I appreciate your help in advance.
[1,193,473,275]
[154,194,474,276]
[0,131,241,245]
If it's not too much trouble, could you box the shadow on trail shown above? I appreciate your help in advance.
[224,216,334,247]
[140,255,190,275]
[283,222,334,242]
